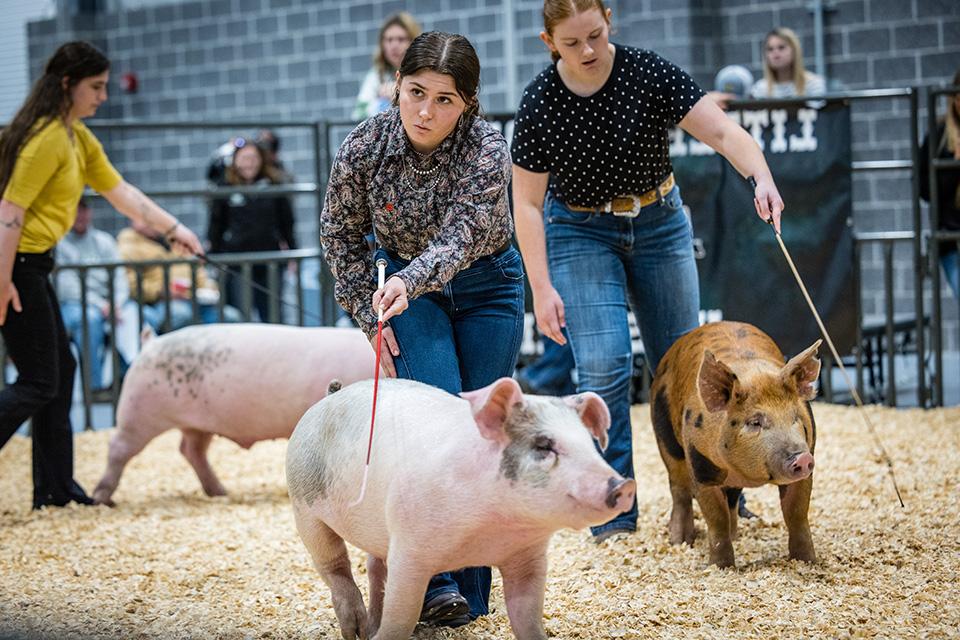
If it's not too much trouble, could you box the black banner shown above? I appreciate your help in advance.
[671,99,855,357]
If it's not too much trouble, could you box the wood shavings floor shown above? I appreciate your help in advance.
[1,402,957,639]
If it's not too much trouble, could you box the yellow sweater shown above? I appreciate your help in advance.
[3,118,122,253]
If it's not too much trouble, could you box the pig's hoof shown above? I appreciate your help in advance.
[789,548,817,563]
[91,489,115,507]
[419,591,469,625]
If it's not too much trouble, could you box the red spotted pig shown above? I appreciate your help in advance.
[650,321,820,568]
[287,377,636,640]
[93,324,374,506]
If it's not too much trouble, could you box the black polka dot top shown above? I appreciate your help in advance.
[511,44,705,208]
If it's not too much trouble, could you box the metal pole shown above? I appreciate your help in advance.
[912,88,929,406]
[107,266,119,421]
[811,0,827,83]
[853,238,864,399]
[78,268,92,430]
[504,0,518,110]
[925,88,941,406]
[883,241,896,407]
[317,120,336,326]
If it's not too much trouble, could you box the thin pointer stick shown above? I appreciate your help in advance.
[748,176,904,507]
[350,258,388,507]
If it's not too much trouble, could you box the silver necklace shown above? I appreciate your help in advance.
[402,153,444,193]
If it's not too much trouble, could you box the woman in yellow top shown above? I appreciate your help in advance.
[0,41,203,509]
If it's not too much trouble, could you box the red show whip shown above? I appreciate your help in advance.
[350,258,388,507]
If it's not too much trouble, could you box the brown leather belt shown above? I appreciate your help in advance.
[566,173,676,217]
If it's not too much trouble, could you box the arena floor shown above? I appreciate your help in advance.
[0,402,957,639]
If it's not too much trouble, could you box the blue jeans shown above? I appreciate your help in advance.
[519,329,577,396]
[941,250,959,298]
[545,185,700,537]
[60,302,108,389]
[376,245,525,619]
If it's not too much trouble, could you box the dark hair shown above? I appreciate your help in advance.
[393,31,482,121]
[225,140,284,185]
[0,41,110,198]
[256,129,280,154]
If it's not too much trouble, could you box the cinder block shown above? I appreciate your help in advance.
[871,54,918,85]
[348,3,375,23]
[468,13,498,35]
[892,23,939,50]
[848,26,891,54]
[921,51,960,79]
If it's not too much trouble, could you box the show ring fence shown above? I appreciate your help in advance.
[2,86,959,431]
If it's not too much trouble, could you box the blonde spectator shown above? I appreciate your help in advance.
[352,12,422,120]
[750,27,826,98]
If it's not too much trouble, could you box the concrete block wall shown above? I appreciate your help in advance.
[24,0,960,343]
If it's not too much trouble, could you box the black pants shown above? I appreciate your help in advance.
[0,252,88,508]
[225,264,271,322]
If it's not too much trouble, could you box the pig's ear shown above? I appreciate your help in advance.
[460,377,524,443]
[698,350,739,412]
[782,339,822,400]
[563,392,611,451]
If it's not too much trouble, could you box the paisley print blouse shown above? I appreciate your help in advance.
[321,107,513,337]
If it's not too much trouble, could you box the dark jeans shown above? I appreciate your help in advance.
[519,328,577,396]
[546,186,700,537]
[0,252,88,508]
[224,264,271,322]
[377,245,525,619]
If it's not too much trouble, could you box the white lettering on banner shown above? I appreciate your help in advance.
[741,110,770,150]
[667,107,820,156]
[789,108,818,152]
[769,109,788,153]
[668,126,687,157]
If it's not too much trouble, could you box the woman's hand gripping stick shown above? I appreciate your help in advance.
[350,258,388,507]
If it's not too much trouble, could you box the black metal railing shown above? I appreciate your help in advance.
[3,88,959,431]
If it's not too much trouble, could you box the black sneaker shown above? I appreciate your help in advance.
[419,591,469,625]
[441,614,472,628]
[738,493,757,519]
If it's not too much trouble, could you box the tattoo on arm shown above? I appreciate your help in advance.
[1,216,22,229]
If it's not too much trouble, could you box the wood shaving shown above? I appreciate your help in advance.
[0,402,957,638]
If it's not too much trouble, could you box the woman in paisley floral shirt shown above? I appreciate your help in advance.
[320,31,524,629]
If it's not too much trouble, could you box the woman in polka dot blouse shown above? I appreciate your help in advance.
[511,0,785,542]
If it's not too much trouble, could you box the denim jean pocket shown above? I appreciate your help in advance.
[664,188,683,211]
[546,200,594,225]
[495,249,525,282]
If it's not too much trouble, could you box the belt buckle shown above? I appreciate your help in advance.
[612,195,642,218]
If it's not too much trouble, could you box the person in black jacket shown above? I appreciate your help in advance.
[920,69,960,297]
[208,137,296,321]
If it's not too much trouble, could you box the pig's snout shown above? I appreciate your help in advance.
[606,476,636,513]
[787,452,815,480]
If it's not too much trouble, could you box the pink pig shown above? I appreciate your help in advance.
[93,323,374,506]
[286,376,636,640]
